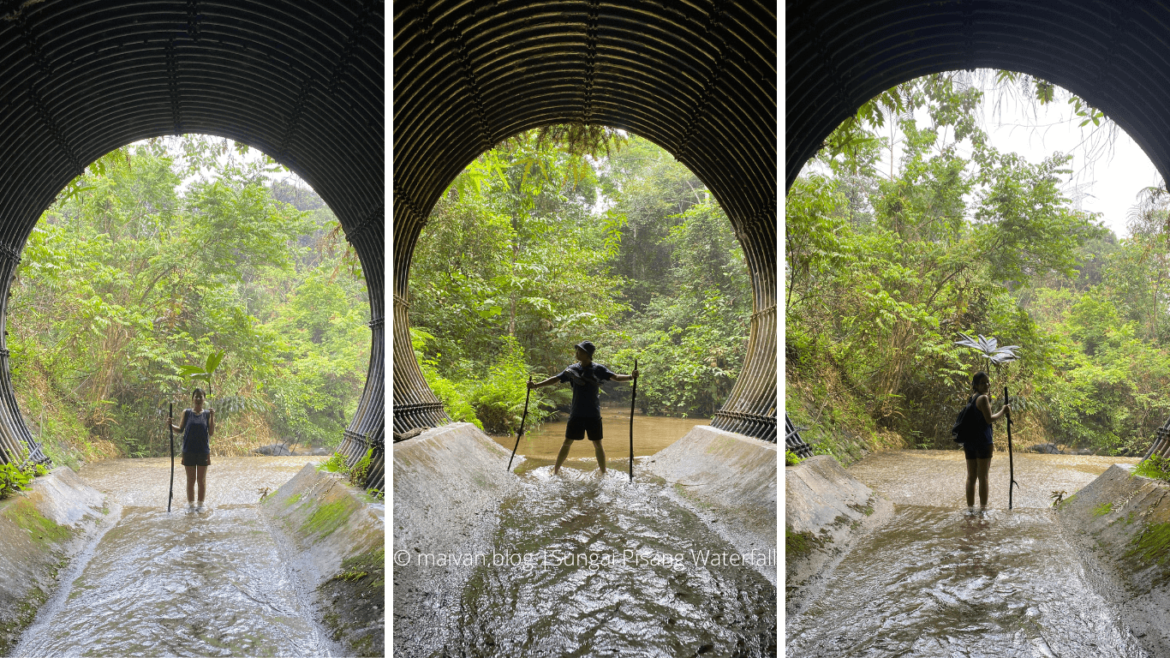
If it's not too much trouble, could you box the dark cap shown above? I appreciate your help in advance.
[575,340,596,356]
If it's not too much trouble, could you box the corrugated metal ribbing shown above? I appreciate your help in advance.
[1141,418,1170,462]
[787,1,1170,192]
[337,205,385,492]
[785,415,814,459]
[393,0,777,439]
[0,1,383,474]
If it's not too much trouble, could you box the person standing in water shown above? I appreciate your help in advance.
[965,371,1007,512]
[528,341,638,476]
[169,388,215,512]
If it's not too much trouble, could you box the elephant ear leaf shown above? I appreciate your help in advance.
[205,350,226,374]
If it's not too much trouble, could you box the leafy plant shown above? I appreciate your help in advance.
[177,350,226,397]
[1134,455,1170,482]
[954,333,1020,372]
[785,449,805,466]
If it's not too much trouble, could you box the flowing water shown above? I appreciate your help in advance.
[448,468,777,657]
[788,450,1147,657]
[14,456,336,657]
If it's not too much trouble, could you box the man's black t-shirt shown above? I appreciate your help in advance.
[557,362,615,419]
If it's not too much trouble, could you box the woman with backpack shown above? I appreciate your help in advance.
[963,372,1008,511]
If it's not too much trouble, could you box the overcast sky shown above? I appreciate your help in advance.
[976,91,1163,239]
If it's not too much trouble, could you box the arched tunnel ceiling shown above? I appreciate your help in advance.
[393,0,779,440]
[0,0,384,467]
[787,0,1170,192]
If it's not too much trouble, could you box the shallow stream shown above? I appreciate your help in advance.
[788,450,1147,657]
[13,456,334,657]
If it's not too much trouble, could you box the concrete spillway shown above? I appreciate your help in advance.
[0,457,384,657]
[788,450,1170,656]
[393,422,778,657]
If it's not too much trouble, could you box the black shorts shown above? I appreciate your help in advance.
[963,442,993,460]
[566,416,603,441]
[181,452,211,466]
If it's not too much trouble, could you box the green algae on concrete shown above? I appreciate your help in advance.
[300,498,360,539]
[1093,502,1114,517]
[1128,522,1170,566]
[319,548,385,657]
[0,468,105,656]
[262,463,384,657]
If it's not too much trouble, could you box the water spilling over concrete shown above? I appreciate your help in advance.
[395,423,777,657]
[6,456,383,657]
[788,450,1151,656]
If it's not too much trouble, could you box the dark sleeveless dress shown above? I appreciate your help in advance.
[181,409,211,466]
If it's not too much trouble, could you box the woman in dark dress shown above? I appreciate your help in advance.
[169,388,215,512]
[966,372,1007,511]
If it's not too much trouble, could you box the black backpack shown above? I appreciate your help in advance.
[951,395,980,443]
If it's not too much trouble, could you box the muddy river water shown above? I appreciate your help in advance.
[788,450,1148,657]
[13,456,336,657]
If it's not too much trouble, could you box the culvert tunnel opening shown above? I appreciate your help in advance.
[6,135,371,480]
[392,0,777,444]
[407,127,755,469]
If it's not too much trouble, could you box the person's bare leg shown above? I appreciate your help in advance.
[553,439,573,475]
[977,458,992,508]
[593,440,606,476]
[185,465,196,504]
[196,465,207,505]
[965,458,977,508]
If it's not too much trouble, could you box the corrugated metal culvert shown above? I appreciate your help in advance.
[393,0,779,442]
[0,0,384,491]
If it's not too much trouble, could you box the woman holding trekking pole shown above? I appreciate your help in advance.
[965,372,1008,512]
[169,388,215,512]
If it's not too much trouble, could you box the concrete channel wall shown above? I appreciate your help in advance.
[644,425,778,584]
[0,467,106,656]
[785,455,894,616]
[1059,464,1170,656]
[262,463,385,658]
[392,423,520,658]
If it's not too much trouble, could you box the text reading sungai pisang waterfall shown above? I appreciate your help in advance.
[393,548,775,570]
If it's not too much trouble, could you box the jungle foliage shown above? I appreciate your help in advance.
[10,136,368,468]
[787,72,1170,459]
[410,131,752,434]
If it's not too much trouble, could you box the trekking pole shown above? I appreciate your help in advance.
[1005,386,1018,510]
[629,358,637,484]
[168,403,175,513]
[507,376,533,472]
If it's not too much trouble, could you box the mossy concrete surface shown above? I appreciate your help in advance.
[393,423,520,658]
[261,463,384,657]
[644,425,777,584]
[1058,463,1170,656]
[785,455,893,617]
[0,467,105,655]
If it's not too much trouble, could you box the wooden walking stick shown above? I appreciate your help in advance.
[507,376,533,472]
[168,403,175,513]
[629,358,637,483]
[1005,386,1019,509]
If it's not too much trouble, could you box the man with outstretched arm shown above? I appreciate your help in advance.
[528,340,638,476]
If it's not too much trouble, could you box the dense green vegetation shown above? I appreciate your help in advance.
[410,129,752,434]
[11,136,368,468]
[787,72,1170,460]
